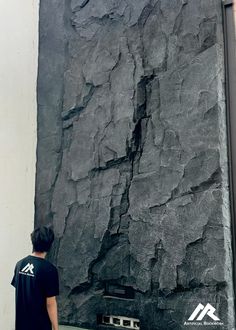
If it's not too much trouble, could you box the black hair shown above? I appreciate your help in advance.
[31,226,55,252]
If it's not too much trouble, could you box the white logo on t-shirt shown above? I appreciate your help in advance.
[19,263,35,277]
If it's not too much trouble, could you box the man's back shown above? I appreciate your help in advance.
[11,255,59,330]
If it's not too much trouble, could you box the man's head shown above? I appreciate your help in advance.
[31,226,55,253]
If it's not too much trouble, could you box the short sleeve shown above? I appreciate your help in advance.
[11,266,17,288]
[43,267,59,297]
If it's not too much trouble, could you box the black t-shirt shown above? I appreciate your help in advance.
[11,255,59,330]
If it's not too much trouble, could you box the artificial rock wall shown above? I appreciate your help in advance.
[36,0,235,329]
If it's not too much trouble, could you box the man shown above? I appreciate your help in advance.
[11,226,59,330]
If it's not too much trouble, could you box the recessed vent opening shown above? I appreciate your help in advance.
[103,283,135,300]
[99,315,140,329]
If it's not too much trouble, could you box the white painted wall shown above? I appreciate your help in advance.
[0,0,39,329]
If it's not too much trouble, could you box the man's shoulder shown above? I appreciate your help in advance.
[15,256,58,278]
[43,259,58,273]
[40,260,58,282]
[15,255,57,270]
[15,255,31,267]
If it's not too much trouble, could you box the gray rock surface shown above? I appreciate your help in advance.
[36,0,235,329]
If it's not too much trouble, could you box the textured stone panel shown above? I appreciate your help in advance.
[36,0,235,329]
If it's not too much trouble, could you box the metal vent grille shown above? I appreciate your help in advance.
[101,315,140,329]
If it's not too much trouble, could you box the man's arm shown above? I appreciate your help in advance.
[46,296,59,330]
